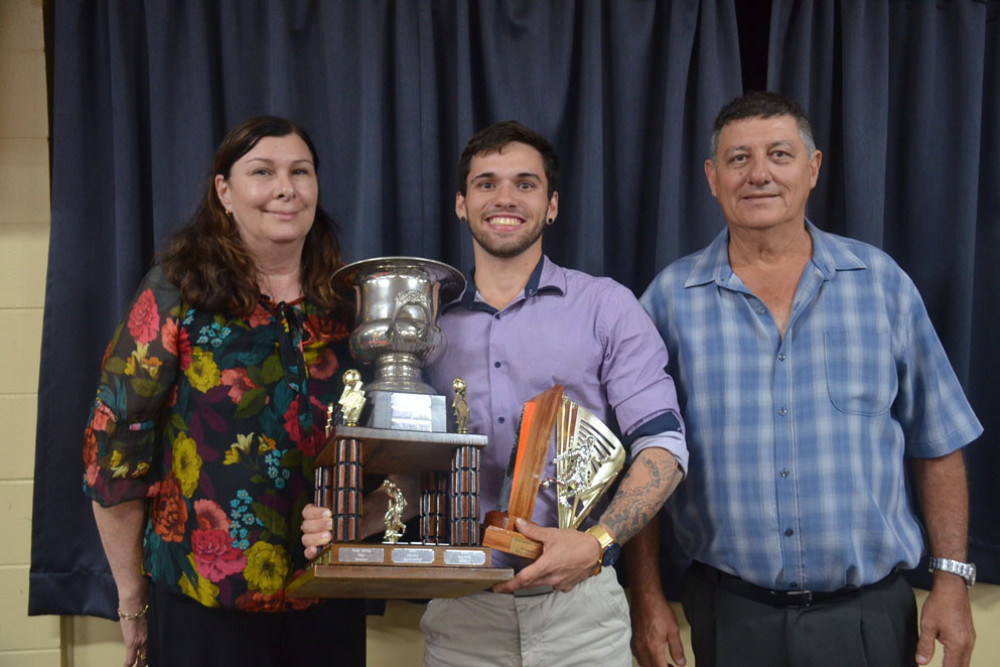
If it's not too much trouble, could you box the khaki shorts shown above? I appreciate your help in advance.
[420,568,632,667]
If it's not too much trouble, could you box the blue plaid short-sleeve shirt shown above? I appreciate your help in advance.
[641,221,982,591]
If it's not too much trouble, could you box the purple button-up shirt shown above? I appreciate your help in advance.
[426,256,686,569]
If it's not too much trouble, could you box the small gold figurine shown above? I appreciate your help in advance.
[453,378,470,434]
[338,369,366,427]
[325,402,336,436]
[381,478,407,543]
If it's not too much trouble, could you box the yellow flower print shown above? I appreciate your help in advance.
[301,344,320,367]
[172,433,203,497]
[184,347,221,393]
[257,434,276,454]
[124,355,136,376]
[110,449,130,479]
[141,355,163,379]
[224,433,255,466]
[179,554,220,607]
[244,542,290,596]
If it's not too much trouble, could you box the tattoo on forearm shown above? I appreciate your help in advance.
[600,452,681,544]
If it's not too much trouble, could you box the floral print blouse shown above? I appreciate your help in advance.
[83,266,351,612]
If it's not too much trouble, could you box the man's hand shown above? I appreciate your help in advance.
[911,451,975,667]
[626,518,686,666]
[491,519,601,593]
[915,575,975,667]
[630,588,686,667]
[301,503,333,560]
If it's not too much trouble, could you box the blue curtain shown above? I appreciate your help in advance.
[766,0,999,584]
[30,0,742,617]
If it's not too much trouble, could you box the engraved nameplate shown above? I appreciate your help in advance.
[444,549,487,566]
[338,547,386,564]
[370,392,447,432]
[390,547,437,565]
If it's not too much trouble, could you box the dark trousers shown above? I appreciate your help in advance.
[682,562,918,667]
[148,582,366,666]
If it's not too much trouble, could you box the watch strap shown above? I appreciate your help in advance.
[585,525,618,575]
[928,557,976,588]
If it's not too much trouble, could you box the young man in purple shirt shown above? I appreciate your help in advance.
[304,121,687,666]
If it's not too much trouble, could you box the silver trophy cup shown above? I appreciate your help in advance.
[333,257,464,431]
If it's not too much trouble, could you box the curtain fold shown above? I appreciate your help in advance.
[767,0,999,583]
[31,0,741,617]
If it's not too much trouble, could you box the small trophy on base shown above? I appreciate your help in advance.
[381,478,407,544]
[481,385,626,559]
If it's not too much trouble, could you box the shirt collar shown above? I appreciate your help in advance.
[451,255,564,314]
[684,219,867,289]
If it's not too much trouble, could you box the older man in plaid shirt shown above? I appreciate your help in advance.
[629,91,982,667]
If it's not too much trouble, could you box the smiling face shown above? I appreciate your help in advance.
[214,133,318,261]
[456,141,558,260]
[706,114,822,235]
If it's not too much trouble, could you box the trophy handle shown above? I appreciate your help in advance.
[388,290,432,347]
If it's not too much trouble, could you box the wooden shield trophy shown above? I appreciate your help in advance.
[481,385,626,559]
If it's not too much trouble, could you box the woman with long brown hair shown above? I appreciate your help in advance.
[84,116,364,666]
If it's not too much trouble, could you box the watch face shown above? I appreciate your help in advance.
[602,543,623,567]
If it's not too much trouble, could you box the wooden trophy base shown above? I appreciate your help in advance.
[288,542,512,599]
[291,425,513,599]
[480,511,543,560]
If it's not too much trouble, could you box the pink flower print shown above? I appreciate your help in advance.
[191,528,246,582]
[128,289,160,345]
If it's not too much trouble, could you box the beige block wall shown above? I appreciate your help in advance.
[1,0,997,665]
[0,0,61,664]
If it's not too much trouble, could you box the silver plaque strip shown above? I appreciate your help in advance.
[338,547,386,564]
[390,548,436,565]
[443,549,487,566]
[370,392,448,432]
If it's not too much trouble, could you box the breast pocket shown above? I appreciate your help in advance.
[824,329,896,415]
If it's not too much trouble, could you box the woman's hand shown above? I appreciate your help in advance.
[91,500,151,666]
[117,596,149,667]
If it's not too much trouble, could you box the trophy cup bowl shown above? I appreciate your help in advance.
[334,257,465,396]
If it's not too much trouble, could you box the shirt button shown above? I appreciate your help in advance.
[494,361,501,368]
[498,417,505,424]
[494,313,501,320]
[780,469,789,478]
[785,528,794,536]
[778,408,787,416]
[757,306,766,314]
[778,353,787,361]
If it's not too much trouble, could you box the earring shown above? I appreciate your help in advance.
[546,218,554,225]
[460,216,467,222]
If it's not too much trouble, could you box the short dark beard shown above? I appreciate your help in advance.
[468,220,545,259]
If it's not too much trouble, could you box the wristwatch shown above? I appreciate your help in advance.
[928,557,976,588]
[585,525,622,574]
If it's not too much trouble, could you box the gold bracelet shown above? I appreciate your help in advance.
[117,604,149,621]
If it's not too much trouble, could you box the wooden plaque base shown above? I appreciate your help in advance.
[297,425,503,599]
[480,511,543,560]
[481,526,543,560]
[288,543,512,599]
